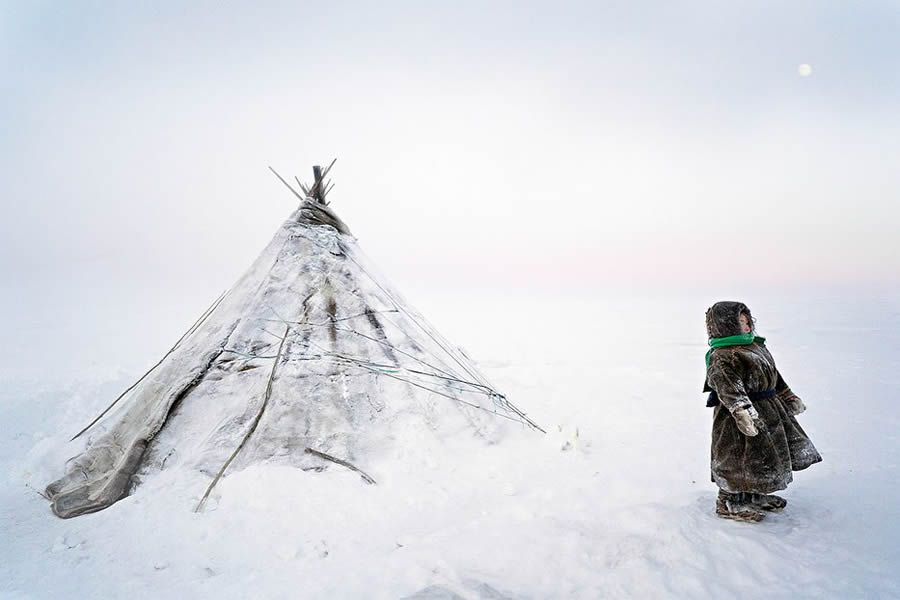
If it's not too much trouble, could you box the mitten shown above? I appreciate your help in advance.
[732,406,761,437]
[782,394,806,416]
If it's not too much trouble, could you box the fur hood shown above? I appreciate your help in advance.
[705,301,753,338]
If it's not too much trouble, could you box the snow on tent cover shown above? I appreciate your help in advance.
[45,163,543,519]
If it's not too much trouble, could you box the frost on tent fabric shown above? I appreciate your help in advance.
[45,164,543,519]
[702,301,822,523]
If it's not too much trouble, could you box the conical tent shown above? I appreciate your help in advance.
[46,166,542,519]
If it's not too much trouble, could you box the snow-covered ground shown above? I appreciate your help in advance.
[2,288,899,599]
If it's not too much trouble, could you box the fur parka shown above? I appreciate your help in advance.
[704,301,822,494]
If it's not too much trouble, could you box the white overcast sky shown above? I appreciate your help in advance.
[2,0,899,305]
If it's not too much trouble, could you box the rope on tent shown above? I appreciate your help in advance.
[337,284,544,429]
[283,234,544,431]
[254,247,460,384]
[326,322,458,379]
[367,310,466,382]
[303,338,489,398]
[336,250,543,431]
[368,306,537,426]
[259,327,287,342]
[261,311,460,382]
[328,354,488,410]
[70,289,229,442]
[401,366,496,394]
[342,358,535,426]
[259,308,399,327]
[290,229,465,379]
[371,278,489,387]
[320,345,491,396]
[222,341,510,420]
[231,232,542,432]
[195,324,291,512]
[332,320,543,432]
[265,304,291,329]
[337,243,493,389]
[320,349,533,426]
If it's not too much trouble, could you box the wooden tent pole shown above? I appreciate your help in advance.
[312,165,324,203]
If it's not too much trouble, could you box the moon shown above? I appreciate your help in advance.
[798,64,812,77]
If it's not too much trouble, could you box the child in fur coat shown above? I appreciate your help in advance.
[704,301,822,522]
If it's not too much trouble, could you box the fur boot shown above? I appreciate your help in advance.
[716,490,766,523]
[748,492,787,511]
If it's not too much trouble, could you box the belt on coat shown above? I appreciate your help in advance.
[706,389,776,408]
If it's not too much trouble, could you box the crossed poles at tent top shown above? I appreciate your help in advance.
[269,159,336,204]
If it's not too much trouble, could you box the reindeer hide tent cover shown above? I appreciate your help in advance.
[46,167,542,519]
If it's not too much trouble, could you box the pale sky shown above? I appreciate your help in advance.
[2,0,899,305]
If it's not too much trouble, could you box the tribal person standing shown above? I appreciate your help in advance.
[703,301,822,522]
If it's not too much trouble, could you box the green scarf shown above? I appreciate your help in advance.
[705,333,766,368]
